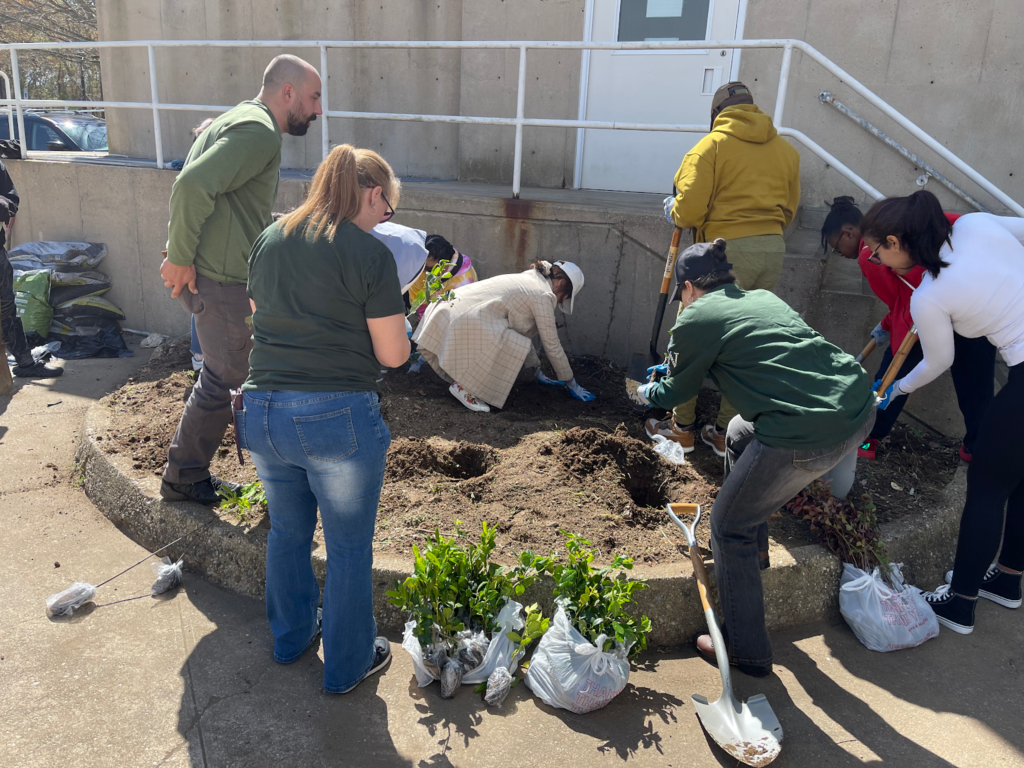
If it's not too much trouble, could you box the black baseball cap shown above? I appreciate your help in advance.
[671,238,732,302]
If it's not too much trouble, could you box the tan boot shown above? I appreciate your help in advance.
[645,417,695,453]
[700,424,727,457]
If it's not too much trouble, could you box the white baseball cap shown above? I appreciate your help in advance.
[553,260,584,314]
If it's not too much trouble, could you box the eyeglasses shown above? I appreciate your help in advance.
[380,193,395,222]
[828,245,843,256]
[867,243,883,265]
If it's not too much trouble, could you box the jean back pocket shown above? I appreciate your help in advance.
[293,407,358,464]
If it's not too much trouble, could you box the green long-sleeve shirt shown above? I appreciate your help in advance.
[648,284,873,450]
[166,100,282,284]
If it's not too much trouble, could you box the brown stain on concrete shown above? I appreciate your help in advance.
[502,197,535,271]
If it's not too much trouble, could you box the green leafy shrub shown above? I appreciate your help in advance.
[387,521,552,649]
[548,532,652,658]
[407,258,456,318]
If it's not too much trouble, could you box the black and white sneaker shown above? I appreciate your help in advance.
[333,637,392,694]
[945,564,1023,609]
[923,584,977,634]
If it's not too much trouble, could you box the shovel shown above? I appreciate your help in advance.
[855,338,876,365]
[666,502,783,766]
[625,227,683,408]
[872,325,918,398]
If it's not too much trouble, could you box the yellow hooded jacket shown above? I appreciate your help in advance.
[670,104,800,242]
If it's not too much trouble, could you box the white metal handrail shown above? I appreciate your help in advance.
[0,72,14,146]
[0,38,1019,215]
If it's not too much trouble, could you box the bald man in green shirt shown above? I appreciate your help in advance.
[159,54,322,506]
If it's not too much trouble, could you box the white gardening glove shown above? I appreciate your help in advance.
[566,378,597,402]
[870,322,890,350]
[630,381,658,406]
[663,196,676,226]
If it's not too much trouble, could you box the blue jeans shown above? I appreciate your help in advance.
[239,390,390,693]
[712,411,875,666]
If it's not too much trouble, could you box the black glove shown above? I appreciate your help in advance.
[0,196,10,224]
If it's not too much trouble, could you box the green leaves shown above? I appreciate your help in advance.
[407,258,458,319]
[548,532,652,658]
[386,522,550,649]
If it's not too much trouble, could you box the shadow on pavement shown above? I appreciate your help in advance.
[175,579,413,768]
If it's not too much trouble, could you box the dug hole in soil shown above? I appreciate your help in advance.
[96,335,959,566]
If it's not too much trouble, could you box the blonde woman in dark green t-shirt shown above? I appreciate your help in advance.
[239,144,408,694]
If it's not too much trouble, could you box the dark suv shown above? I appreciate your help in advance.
[0,111,108,152]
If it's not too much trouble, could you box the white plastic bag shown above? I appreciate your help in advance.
[839,563,939,652]
[524,605,630,713]
[401,598,525,688]
[650,434,687,465]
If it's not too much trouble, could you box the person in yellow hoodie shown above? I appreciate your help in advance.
[647,81,800,458]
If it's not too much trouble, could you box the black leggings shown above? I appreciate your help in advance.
[870,333,996,452]
[950,361,1024,596]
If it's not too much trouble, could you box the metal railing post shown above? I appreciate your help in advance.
[512,45,528,198]
[773,42,792,127]
[147,45,164,169]
[9,50,27,159]
[573,0,595,189]
[0,72,14,144]
[320,45,329,160]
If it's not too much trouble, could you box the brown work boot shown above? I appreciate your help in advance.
[700,424,727,458]
[645,417,695,453]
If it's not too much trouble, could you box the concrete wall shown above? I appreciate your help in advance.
[95,0,582,188]
[95,0,1023,211]
[739,0,1024,213]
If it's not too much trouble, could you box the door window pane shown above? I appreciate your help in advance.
[30,123,60,151]
[618,0,711,42]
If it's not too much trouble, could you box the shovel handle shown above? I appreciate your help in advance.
[855,338,876,364]
[649,228,683,358]
[874,327,918,396]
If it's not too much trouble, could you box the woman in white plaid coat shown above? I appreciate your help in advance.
[412,260,595,411]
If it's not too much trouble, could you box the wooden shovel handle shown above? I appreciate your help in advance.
[875,327,918,395]
[688,545,714,614]
[659,228,683,293]
[856,339,876,364]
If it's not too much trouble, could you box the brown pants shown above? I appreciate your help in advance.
[163,274,253,485]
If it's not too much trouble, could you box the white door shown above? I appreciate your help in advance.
[578,0,743,193]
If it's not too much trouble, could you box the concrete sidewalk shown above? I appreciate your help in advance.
[2,349,1022,768]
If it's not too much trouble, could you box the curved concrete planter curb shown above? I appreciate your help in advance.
[77,397,967,647]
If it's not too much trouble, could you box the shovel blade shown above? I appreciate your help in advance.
[692,693,783,767]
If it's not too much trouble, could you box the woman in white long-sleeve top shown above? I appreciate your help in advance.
[412,260,595,412]
[861,190,1024,635]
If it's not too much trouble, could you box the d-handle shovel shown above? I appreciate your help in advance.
[872,325,918,398]
[624,227,683,409]
[666,503,783,766]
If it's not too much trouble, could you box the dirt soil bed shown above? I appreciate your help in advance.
[96,338,959,566]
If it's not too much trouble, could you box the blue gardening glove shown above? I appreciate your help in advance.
[663,196,676,225]
[875,378,907,410]
[870,323,890,350]
[647,362,669,379]
[534,369,564,387]
[566,378,597,402]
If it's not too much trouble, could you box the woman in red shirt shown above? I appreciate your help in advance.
[821,196,996,461]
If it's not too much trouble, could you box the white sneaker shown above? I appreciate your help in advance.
[449,382,490,412]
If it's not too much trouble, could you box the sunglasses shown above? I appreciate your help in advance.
[867,242,884,265]
[380,192,395,222]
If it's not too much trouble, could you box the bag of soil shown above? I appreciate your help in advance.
[524,605,631,714]
[50,322,133,360]
[439,657,465,698]
[150,557,184,596]
[46,582,97,617]
[48,270,112,306]
[7,241,107,271]
[484,666,513,708]
[401,599,526,689]
[13,269,53,338]
[54,295,125,321]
